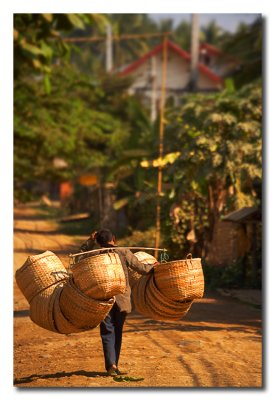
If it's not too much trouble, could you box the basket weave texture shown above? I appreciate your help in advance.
[15,250,69,303]
[29,283,61,332]
[71,251,126,300]
[16,250,120,334]
[59,278,115,329]
[53,286,85,334]
[154,258,204,301]
[132,273,193,321]
[128,251,157,288]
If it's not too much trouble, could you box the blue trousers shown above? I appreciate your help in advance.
[100,302,127,371]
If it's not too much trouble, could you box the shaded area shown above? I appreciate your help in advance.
[14,228,60,235]
[126,291,261,335]
[13,204,262,388]
[125,323,260,335]
[185,295,261,329]
[14,369,109,386]
[14,310,29,318]
[54,219,94,237]
[177,355,202,386]
[14,213,55,221]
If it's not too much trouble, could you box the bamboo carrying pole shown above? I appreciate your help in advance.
[154,35,168,258]
[69,247,167,258]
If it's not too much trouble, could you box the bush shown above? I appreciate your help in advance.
[203,260,246,290]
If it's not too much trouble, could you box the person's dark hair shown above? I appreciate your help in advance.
[95,229,113,246]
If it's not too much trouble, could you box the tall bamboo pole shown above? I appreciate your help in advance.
[150,56,157,122]
[106,23,113,72]
[154,35,168,258]
[190,14,200,90]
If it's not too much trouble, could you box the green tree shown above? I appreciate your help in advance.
[140,81,262,258]
[172,20,191,50]
[14,13,109,91]
[201,20,224,46]
[69,14,159,74]
[219,17,262,87]
[14,65,129,197]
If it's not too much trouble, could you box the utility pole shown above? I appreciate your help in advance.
[106,23,113,72]
[154,35,168,258]
[190,14,200,90]
[150,56,157,122]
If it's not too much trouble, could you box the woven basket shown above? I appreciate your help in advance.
[146,275,193,320]
[128,251,157,288]
[59,278,115,330]
[15,250,69,303]
[132,273,193,321]
[154,257,204,301]
[131,271,151,315]
[71,251,126,300]
[53,286,85,335]
[29,283,61,332]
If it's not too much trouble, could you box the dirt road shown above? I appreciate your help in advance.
[13,204,262,388]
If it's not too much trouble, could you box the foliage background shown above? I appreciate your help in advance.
[14,13,262,288]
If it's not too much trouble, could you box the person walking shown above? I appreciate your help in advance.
[79,228,155,376]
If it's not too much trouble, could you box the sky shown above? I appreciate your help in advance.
[149,13,260,33]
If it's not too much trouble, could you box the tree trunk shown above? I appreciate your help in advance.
[101,183,116,231]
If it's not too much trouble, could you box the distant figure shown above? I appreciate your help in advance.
[79,229,156,376]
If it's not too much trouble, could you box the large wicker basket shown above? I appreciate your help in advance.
[29,283,61,332]
[154,256,204,301]
[132,273,193,321]
[71,251,126,300]
[131,269,151,314]
[128,251,157,288]
[146,275,193,320]
[15,250,69,303]
[53,286,85,335]
[59,278,115,329]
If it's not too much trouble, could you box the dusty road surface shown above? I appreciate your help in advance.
[14,204,262,388]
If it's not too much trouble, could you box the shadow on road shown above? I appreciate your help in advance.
[14,369,109,385]
[14,213,54,221]
[14,228,60,235]
[126,290,261,335]
[14,310,30,318]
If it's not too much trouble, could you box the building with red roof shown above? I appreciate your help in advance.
[118,39,231,119]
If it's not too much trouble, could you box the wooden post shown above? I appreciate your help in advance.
[106,23,113,72]
[98,181,103,224]
[251,222,258,287]
[154,35,168,258]
[150,56,157,122]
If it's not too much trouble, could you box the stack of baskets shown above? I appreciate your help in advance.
[15,248,204,329]
[132,253,204,321]
[16,251,69,332]
[15,249,126,334]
